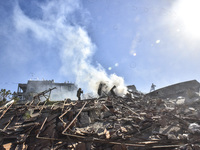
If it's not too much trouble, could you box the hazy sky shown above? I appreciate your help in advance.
[1,0,200,93]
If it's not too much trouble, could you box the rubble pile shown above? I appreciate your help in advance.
[1,94,200,149]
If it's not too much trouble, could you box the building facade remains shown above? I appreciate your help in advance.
[17,80,77,101]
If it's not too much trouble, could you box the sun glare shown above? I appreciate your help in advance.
[174,0,200,39]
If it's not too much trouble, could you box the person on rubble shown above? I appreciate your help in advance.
[98,83,103,96]
[110,85,117,97]
[150,83,156,92]
[77,88,83,101]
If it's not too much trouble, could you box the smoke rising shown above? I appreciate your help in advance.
[13,0,127,96]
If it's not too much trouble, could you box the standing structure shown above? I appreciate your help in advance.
[17,80,77,101]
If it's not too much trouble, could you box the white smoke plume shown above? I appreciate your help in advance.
[13,0,127,96]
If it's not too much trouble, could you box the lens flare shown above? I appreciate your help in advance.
[173,0,200,39]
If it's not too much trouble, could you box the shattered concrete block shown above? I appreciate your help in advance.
[188,123,200,134]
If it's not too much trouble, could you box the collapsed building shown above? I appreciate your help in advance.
[17,80,77,101]
[0,80,200,149]
[146,80,200,100]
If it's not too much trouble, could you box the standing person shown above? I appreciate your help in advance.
[110,85,117,97]
[77,88,83,101]
[150,83,156,92]
[98,83,103,96]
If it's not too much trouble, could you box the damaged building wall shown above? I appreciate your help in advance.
[17,80,77,101]
[127,85,137,93]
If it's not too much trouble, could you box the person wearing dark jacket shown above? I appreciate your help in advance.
[110,85,116,97]
[77,88,83,101]
[98,83,103,96]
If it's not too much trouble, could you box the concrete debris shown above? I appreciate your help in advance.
[1,81,200,149]
[188,123,200,134]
